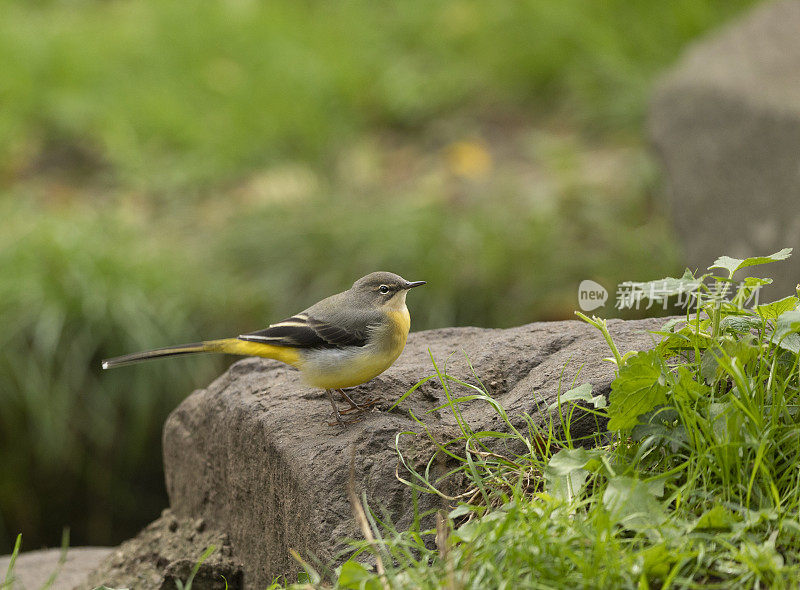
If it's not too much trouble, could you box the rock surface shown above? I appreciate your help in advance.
[0,546,111,590]
[84,509,243,589]
[649,0,800,296]
[128,317,666,589]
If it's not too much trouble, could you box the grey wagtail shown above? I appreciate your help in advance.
[102,272,425,425]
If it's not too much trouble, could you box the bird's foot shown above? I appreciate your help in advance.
[338,399,378,414]
[325,389,368,427]
[337,388,378,413]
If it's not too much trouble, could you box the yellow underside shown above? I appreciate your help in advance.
[300,348,398,390]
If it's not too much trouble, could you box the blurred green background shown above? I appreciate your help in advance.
[0,0,760,553]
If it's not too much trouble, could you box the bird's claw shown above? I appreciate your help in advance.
[325,388,373,427]
[339,398,378,414]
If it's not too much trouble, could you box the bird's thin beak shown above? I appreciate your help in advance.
[404,280,426,289]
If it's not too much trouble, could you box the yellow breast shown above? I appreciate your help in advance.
[385,307,411,354]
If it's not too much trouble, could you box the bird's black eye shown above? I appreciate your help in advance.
[379,285,390,294]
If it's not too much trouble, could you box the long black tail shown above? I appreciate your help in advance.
[101,342,208,369]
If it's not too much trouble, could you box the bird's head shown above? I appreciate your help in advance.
[351,271,426,310]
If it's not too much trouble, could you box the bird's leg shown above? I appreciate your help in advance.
[325,389,346,427]
[337,388,377,413]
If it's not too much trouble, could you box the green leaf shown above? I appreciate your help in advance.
[337,560,381,590]
[607,350,669,431]
[701,337,759,383]
[454,519,480,543]
[700,347,720,383]
[628,269,703,296]
[672,367,708,402]
[660,317,687,332]
[692,505,739,532]
[741,276,774,288]
[448,504,471,519]
[546,467,587,503]
[758,296,800,321]
[548,383,606,410]
[544,448,604,502]
[736,531,784,572]
[655,326,711,356]
[709,248,792,279]
[771,310,800,354]
[546,447,604,475]
[618,269,703,308]
[719,314,762,334]
[777,333,800,354]
[602,476,667,535]
[639,543,675,580]
[630,407,687,452]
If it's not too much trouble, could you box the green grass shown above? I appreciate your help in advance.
[1,535,21,589]
[174,545,218,590]
[278,250,800,588]
[1,531,70,590]
[0,198,262,551]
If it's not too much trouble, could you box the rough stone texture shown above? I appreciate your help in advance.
[0,546,111,590]
[649,0,800,296]
[84,509,243,589]
[155,317,667,589]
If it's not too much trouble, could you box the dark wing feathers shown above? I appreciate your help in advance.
[238,313,368,349]
[308,318,366,347]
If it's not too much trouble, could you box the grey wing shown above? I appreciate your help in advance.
[238,313,368,348]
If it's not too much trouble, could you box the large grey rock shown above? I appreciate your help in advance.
[0,546,111,590]
[145,317,665,589]
[649,0,800,296]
